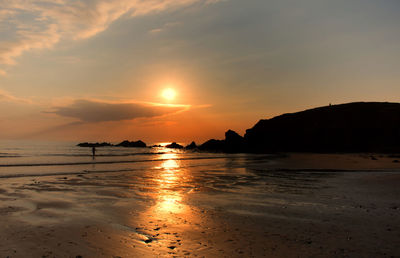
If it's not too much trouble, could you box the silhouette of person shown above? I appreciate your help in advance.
[92,146,96,157]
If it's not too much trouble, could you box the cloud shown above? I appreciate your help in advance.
[0,24,60,65]
[52,99,189,122]
[0,90,32,103]
[148,21,181,34]
[0,0,221,66]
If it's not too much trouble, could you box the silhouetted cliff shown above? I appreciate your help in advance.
[244,102,400,153]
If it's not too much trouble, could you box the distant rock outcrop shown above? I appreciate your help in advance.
[198,139,225,152]
[198,130,245,153]
[166,142,184,149]
[185,141,197,150]
[77,142,112,147]
[244,102,400,153]
[116,140,147,148]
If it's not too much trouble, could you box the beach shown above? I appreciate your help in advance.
[1,143,400,257]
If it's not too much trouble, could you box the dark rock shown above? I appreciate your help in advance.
[225,129,242,142]
[185,141,197,149]
[77,142,112,147]
[198,139,225,152]
[198,130,245,152]
[116,140,146,148]
[244,102,400,153]
[165,142,184,149]
[224,130,245,153]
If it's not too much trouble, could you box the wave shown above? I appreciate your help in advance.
[0,152,21,158]
[0,152,165,158]
[37,152,166,157]
[1,164,396,180]
[0,167,143,179]
[0,157,229,179]
[0,155,231,168]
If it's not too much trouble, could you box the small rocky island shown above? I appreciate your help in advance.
[116,140,146,148]
[77,142,113,147]
[165,142,184,149]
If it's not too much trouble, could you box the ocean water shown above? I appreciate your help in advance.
[0,140,335,216]
[0,140,286,219]
[0,140,252,178]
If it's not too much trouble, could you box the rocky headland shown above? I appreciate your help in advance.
[198,102,400,153]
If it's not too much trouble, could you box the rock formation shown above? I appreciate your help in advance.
[166,142,184,149]
[244,102,400,153]
[185,141,197,150]
[77,142,112,147]
[116,140,147,148]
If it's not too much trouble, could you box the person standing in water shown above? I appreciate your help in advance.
[92,146,96,157]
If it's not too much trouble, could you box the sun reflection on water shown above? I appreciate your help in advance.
[160,159,179,169]
[154,153,185,214]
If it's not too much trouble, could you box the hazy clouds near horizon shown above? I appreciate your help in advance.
[53,100,187,122]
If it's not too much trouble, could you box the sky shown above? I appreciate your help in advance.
[0,0,400,143]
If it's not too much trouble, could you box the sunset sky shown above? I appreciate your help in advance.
[1,0,399,143]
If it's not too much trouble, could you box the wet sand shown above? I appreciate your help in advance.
[1,153,400,257]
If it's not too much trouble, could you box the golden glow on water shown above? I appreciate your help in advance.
[156,192,183,214]
[153,153,186,214]
[161,159,178,169]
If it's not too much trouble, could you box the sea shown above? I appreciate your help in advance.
[0,140,285,217]
[0,140,332,216]
[0,140,261,178]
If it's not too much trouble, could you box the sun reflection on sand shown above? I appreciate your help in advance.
[132,151,201,255]
[156,193,183,214]
[154,153,185,214]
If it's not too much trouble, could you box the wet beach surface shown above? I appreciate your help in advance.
[0,153,400,257]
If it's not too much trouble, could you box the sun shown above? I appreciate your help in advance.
[161,88,176,101]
